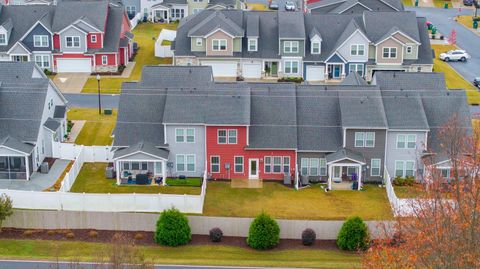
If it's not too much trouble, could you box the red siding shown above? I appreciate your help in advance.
[120,12,131,38]
[87,33,103,49]
[53,54,94,67]
[94,54,116,66]
[53,34,60,49]
[206,126,296,180]
[119,48,125,65]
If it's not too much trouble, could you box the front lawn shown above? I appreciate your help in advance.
[402,0,413,6]
[432,0,452,8]
[0,239,360,268]
[394,185,423,199]
[82,23,176,94]
[70,163,201,195]
[203,182,392,220]
[67,108,116,146]
[456,15,476,30]
[432,44,480,104]
[166,177,202,187]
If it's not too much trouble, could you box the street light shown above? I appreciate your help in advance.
[96,74,102,115]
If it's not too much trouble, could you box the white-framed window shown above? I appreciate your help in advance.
[283,41,299,53]
[175,128,195,143]
[349,64,364,77]
[211,156,220,173]
[284,60,299,74]
[176,128,185,143]
[171,8,185,18]
[300,158,308,175]
[311,41,320,54]
[34,55,50,68]
[300,158,327,176]
[234,156,244,173]
[440,168,451,179]
[126,6,136,15]
[91,35,97,43]
[176,155,185,172]
[186,155,195,172]
[371,159,381,176]
[406,45,413,54]
[396,134,416,149]
[228,129,237,144]
[248,39,257,52]
[65,36,80,48]
[283,156,290,173]
[265,156,290,174]
[273,156,282,173]
[33,35,49,47]
[264,156,272,173]
[212,39,227,51]
[101,55,108,65]
[309,158,319,176]
[382,47,397,58]
[395,160,415,177]
[195,38,203,46]
[355,132,375,147]
[350,44,365,56]
[0,33,6,45]
[218,129,227,144]
[186,128,195,143]
[319,158,327,176]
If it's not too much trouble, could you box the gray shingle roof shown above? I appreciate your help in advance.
[113,141,169,160]
[308,0,403,12]
[52,1,109,32]
[278,11,305,39]
[246,13,259,37]
[373,71,446,91]
[341,72,367,86]
[0,136,34,154]
[187,10,244,37]
[338,86,388,128]
[363,11,420,44]
[44,117,61,132]
[381,93,430,130]
[326,148,366,164]
[139,66,214,88]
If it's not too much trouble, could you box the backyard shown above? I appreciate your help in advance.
[70,163,202,195]
[67,108,117,146]
[432,44,480,104]
[81,23,176,94]
[203,182,393,220]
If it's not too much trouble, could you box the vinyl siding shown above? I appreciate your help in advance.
[165,125,205,177]
[337,31,369,63]
[280,40,304,57]
[22,23,52,52]
[59,27,87,53]
[385,131,427,180]
[375,38,403,65]
[205,30,233,56]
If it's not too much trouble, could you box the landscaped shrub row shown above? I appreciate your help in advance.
[393,176,415,186]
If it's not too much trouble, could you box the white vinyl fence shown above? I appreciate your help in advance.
[129,13,142,30]
[155,29,176,57]
[384,166,417,217]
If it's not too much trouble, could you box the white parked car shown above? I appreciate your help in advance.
[285,1,296,11]
[439,50,470,62]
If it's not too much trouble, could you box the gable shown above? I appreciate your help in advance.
[377,36,403,47]
[74,20,101,33]
[8,42,30,55]
[326,52,346,63]
[0,146,27,156]
[22,22,52,51]
[59,24,86,35]
[205,28,234,38]
[340,2,370,13]
[392,32,417,44]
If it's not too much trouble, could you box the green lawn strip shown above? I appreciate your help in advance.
[402,0,413,6]
[67,108,117,146]
[161,40,172,46]
[393,186,422,199]
[0,239,360,269]
[70,163,201,195]
[204,182,392,220]
[432,0,452,8]
[166,177,202,187]
[432,44,480,105]
[82,23,176,94]
[456,15,475,29]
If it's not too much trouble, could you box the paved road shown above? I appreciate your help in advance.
[64,93,119,109]
[407,7,480,82]
[0,260,278,269]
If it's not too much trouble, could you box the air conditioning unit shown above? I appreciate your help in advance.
[105,166,115,179]
[40,162,49,174]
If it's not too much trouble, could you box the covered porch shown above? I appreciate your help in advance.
[0,137,34,181]
[151,5,171,23]
[113,142,168,186]
[326,148,366,191]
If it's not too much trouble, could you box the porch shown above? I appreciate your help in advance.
[0,137,34,181]
[326,148,366,191]
[151,5,170,23]
[264,61,279,78]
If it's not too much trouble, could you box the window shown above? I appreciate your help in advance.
[65,36,80,48]
[195,38,202,46]
[212,39,227,51]
[319,158,327,176]
[440,168,451,179]
[141,162,148,170]
[371,159,381,176]
[155,162,162,175]
[347,166,357,176]
[176,155,185,172]
[228,130,237,144]
[193,8,203,14]
[396,134,416,149]
[101,55,108,65]
[300,158,326,176]
[311,41,320,54]
[123,162,130,170]
[126,6,136,15]
[172,9,185,18]
[91,35,97,43]
[350,44,365,56]
[186,155,195,172]
[284,61,299,74]
[405,161,414,177]
[175,128,195,143]
[186,129,195,142]
[283,157,290,173]
[264,156,272,173]
[382,47,397,58]
[273,157,282,173]
[248,39,257,52]
[176,129,185,143]
[349,64,364,76]
[33,35,49,47]
[395,160,415,177]
[300,158,308,176]
[34,55,50,68]
[406,46,412,54]
[131,162,140,170]
[283,41,299,53]
[218,130,227,144]
[0,34,6,45]
[234,156,243,173]
[355,132,374,147]
[309,158,319,176]
[211,156,220,173]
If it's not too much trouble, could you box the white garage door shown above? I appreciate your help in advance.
[306,65,325,82]
[202,61,237,77]
[57,58,92,73]
[242,63,262,79]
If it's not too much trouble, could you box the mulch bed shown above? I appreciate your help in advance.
[0,228,338,250]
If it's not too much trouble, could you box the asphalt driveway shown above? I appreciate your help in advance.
[53,73,90,93]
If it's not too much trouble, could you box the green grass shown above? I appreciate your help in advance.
[432,44,480,104]
[433,0,452,8]
[394,185,423,199]
[70,163,201,195]
[67,108,116,146]
[0,239,360,268]
[161,39,172,46]
[82,23,176,94]
[247,3,269,10]
[166,177,202,187]
[402,0,413,6]
[203,182,392,220]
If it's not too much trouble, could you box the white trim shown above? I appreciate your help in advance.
[326,157,366,165]
[65,36,81,48]
[210,155,220,173]
[283,40,299,54]
[0,145,30,156]
[113,150,168,161]
[16,20,53,46]
[248,158,259,179]
[57,24,87,35]
[325,51,347,63]
[204,28,236,39]
[211,39,227,51]
[234,155,244,173]
[6,42,31,55]
[33,35,49,48]
[337,1,372,13]
[370,158,381,176]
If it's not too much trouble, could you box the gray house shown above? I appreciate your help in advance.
[307,0,404,14]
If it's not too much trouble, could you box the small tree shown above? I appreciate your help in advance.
[337,216,369,251]
[154,208,191,247]
[247,212,280,250]
[0,194,13,232]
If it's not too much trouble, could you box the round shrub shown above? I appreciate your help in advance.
[247,213,280,250]
[65,232,75,239]
[88,230,98,238]
[209,227,223,242]
[301,228,316,246]
[337,216,370,251]
[134,233,145,241]
[154,208,191,247]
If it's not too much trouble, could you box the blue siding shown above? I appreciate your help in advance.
[326,53,345,63]
[22,23,52,52]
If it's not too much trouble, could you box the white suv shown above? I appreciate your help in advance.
[439,50,470,62]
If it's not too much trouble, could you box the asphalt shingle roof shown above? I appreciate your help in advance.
[138,66,214,88]
[43,117,61,132]
[187,10,244,37]
[0,136,34,154]
[278,11,305,39]
[52,0,109,32]
[326,148,366,164]
[307,0,403,12]
[113,141,169,160]
[338,86,388,128]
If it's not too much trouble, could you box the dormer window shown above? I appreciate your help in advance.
[34,35,49,47]
[195,38,202,46]
[248,39,257,52]
[311,41,320,54]
[0,33,6,45]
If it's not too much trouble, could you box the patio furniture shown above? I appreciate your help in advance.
[155,177,163,185]
[136,174,149,185]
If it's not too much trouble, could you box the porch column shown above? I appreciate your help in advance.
[116,160,121,185]
[357,164,362,191]
[25,156,30,181]
[328,165,332,190]
[162,161,167,186]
